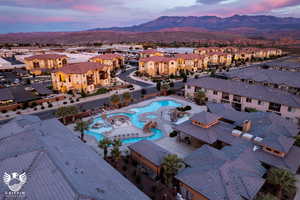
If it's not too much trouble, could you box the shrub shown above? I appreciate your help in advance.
[16,111,21,114]
[1,110,7,113]
[41,106,45,110]
[70,100,74,103]
[151,186,157,193]
[135,175,141,184]
[169,131,178,138]
[34,107,37,111]
[122,166,127,171]
[48,104,53,108]
[76,98,80,102]
[63,101,67,105]
[184,105,192,111]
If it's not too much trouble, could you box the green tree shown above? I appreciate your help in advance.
[161,82,170,96]
[162,154,184,186]
[55,106,79,124]
[122,92,132,106]
[294,135,300,147]
[98,138,112,159]
[255,193,278,200]
[156,81,161,91]
[194,91,206,105]
[141,88,147,97]
[74,120,89,142]
[110,94,121,108]
[266,168,296,199]
[111,139,122,164]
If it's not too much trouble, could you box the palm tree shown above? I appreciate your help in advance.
[122,92,132,106]
[194,91,206,105]
[55,106,79,124]
[98,138,112,159]
[74,120,89,142]
[160,82,170,96]
[162,154,184,186]
[266,168,296,199]
[294,135,300,147]
[255,193,278,200]
[111,139,122,164]
[110,94,121,108]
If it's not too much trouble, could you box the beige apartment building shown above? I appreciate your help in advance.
[139,49,164,58]
[139,56,177,76]
[89,53,124,71]
[185,77,300,125]
[24,54,68,75]
[175,54,208,71]
[51,62,111,93]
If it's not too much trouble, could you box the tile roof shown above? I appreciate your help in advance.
[24,54,68,61]
[223,66,300,88]
[0,115,150,200]
[128,140,170,166]
[174,116,236,145]
[53,62,109,74]
[190,111,221,125]
[187,77,300,108]
[139,56,176,63]
[175,53,204,60]
[0,88,14,101]
[176,145,266,200]
[90,53,123,60]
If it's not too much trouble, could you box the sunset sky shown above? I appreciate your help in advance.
[0,0,300,33]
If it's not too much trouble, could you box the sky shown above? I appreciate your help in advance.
[0,0,300,33]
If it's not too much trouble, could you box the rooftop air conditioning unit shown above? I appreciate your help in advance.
[232,129,242,137]
[253,137,263,143]
[242,133,253,140]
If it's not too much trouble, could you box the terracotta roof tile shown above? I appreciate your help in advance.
[25,54,68,61]
[53,62,109,74]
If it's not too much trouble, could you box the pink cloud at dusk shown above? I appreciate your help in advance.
[0,0,300,33]
[168,0,300,17]
[71,4,104,13]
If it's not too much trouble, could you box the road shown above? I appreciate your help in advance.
[0,69,185,124]
[118,68,153,88]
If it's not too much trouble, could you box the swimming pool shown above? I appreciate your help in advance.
[85,100,182,144]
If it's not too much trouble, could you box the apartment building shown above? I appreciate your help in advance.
[51,62,111,93]
[185,77,300,125]
[24,54,68,75]
[173,105,300,200]
[89,53,124,71]
[139,49,164,58]
[138,56,177,76]
[222,65,300,95]
[175,53,208,71]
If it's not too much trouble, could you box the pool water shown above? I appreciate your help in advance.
[147,115,157,119]
[85,100,181,144]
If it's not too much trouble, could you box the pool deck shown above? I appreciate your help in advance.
[69,96,206,157]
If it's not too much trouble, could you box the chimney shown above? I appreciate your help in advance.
[242,120,251,132]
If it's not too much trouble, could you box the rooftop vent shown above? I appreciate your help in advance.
[253,137,263,143]
[232,129,242,137]
[242,133,253,140]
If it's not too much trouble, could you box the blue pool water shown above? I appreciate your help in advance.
[147,115,157,119]
[85,100,181,144]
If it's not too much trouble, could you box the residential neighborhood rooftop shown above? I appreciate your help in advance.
[187,77,300,108]
[0,115,150,200]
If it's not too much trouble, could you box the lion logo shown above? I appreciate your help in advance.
[3,172,27,192]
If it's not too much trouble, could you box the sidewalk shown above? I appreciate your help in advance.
[0,86,142,121]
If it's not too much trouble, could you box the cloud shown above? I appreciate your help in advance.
[166,0,300,17]
[196,0,227,4]
[71,4,104,13]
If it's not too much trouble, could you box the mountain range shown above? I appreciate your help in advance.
[94,15,300,33]
[1,15,300,44]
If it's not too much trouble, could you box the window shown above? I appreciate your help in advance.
[258,100,262,105]
[268,102,281,112]
[288,107,294,112]
[246,97,252,103]
[213,91,218,95]
[222,92,230,100]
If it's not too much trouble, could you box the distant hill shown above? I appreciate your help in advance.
[93,15,300,33]
[1,15,300,44]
